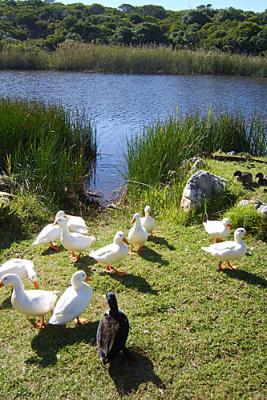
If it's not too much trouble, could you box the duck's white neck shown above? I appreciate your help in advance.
[25,266,35,279]
[134,218,142,228]
[71,280,83,290]
[11,279,25,295]
[234,234,245,245]
[60,224,71,238]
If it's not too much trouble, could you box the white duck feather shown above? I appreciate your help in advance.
[0,258,39,288]
[55,210,88,234]
[141,205,155,234]
[90,231,128,265]
[203,217,231,241]
[49,271,93,325]
[0,274,57,317]
[128,213,148,247]
[56,217,95,253]
[202,228,247,268]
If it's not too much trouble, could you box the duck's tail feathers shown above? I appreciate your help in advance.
[202,246,211,253]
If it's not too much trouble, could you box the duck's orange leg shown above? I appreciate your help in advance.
[75,317,87,326]
[49,242,60,252]
[105,265,125,276]
[35,316,46,329]
[129,244,134,254]
[227,261,237,270]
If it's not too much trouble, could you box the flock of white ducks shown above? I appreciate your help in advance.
[0,208,248,332]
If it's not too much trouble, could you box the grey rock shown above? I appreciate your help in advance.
[180,170,228,212]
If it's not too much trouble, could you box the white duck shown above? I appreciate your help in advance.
[56,217,95,261]
[203,217,231,243]
[33,222,61,251]
[202,228,247,270]
[55,210,88,234]
[128,213,148,253]
[141,205,155,236]
[49,271,93,326]
[0,258,39,288]
[0,274,57,328]
[90,231,128,275]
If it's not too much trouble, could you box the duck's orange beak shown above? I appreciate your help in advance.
[85,276,92,283]
[34,281,40,289]
[131,217,136,224]
[228,224,232,229]
[0,281,3,288]
[122,238,129,245]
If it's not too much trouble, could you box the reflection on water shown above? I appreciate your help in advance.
[1,71,267,197]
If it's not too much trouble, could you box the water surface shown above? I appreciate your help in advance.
[1,71,267,198]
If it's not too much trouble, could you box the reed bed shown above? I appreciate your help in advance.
[126,112,267,213]
[1,43,266,77]
[0,99,97,206]
[0,45,50,70]
[53,44,267,77]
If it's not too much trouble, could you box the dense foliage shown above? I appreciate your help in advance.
[0,1,266,55]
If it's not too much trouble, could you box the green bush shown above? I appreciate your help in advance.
[226,205,266,240]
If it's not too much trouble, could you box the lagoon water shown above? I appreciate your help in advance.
[1,71,267,198]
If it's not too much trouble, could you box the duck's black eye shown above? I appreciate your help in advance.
[4,277,7,280]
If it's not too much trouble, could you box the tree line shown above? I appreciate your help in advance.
[0,1,266,55]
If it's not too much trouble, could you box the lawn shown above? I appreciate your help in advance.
[0,158,266,400]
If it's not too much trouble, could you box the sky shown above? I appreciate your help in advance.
[61,0,266,13]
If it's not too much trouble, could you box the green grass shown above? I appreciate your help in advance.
[1,43,267,77]
[0,157,266,399]
[0,202,266,399]
[0,99,97,207]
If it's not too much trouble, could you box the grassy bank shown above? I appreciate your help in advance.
[0,99,97,206]
[0,166,266,398]
[1,43,267,77]
[126,112,267,221]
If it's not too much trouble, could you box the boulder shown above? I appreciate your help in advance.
[180,170,228,212]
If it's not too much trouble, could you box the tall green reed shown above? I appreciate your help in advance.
[0,99,97,206]
[52,44,267,77]
[0,44,50,70]
[1,43,266,77]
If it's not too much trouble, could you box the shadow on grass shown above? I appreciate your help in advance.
[75,256,97,273]
[149,235,175,251]
[139,246,169,266]
[0,294,12,309]
[41,246,64,256]
[108,347,165,396]
[0,214,27,249]
[222,269,267,288]
[28,320,99,367]
[107,273,158,295]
